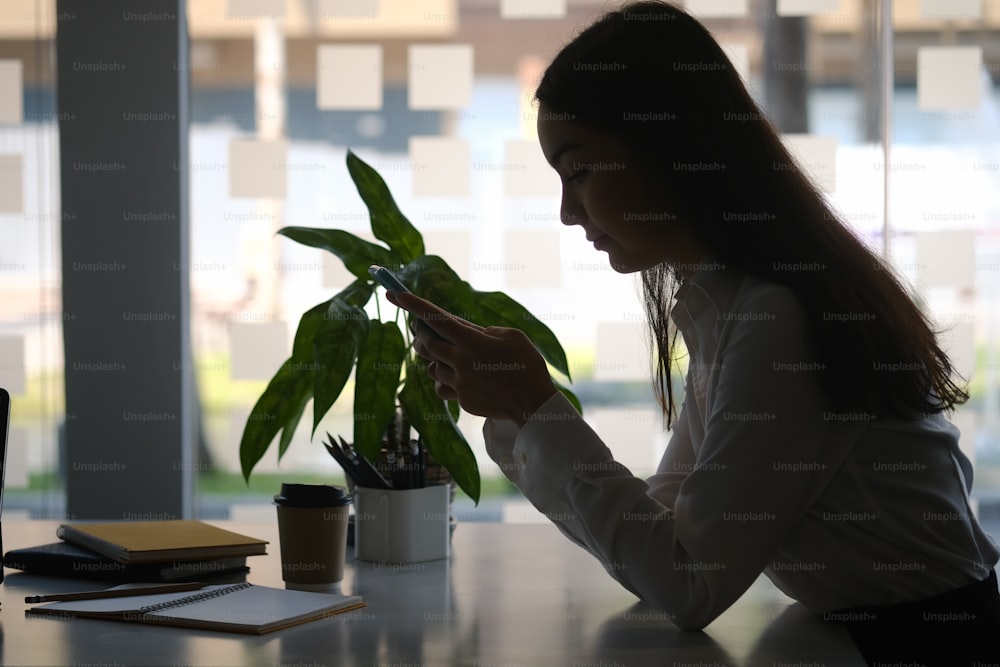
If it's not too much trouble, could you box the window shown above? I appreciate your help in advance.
[3,0,998,522]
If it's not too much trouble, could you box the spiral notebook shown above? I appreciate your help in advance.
[27,582,365,634]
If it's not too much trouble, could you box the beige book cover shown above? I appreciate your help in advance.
[57,520,268,564]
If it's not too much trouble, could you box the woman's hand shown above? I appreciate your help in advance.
[386,291,558,428]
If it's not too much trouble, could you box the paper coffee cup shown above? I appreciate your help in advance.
[274,483,352,593]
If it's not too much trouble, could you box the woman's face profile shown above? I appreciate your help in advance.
[535,102,704,275]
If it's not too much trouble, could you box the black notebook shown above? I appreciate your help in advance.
[27,582,366,634]
[4,541,249,583]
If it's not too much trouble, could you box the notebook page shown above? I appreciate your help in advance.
[149,585,359,627]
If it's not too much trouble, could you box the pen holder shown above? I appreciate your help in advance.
[353,484,450,564]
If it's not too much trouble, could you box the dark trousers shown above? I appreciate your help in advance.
[832,570,1000,666]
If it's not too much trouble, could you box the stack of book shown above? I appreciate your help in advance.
[11,522,366,635]
[3,520,268,583]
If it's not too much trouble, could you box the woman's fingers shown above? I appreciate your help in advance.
[386,290,485,341]
[427,361,459,400]
[412,319,454,362]
[385,288,556,423]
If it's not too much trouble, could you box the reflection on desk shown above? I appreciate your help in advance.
[0,520,865,667]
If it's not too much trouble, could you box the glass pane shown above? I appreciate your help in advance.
[0,0,65,519]
[888,3,1000,512]
[186,0,1000,524]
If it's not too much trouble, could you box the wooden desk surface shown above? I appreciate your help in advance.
[0,520,864,667]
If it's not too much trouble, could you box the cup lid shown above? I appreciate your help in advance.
[274,483,352,507]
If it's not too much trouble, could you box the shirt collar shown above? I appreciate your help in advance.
[673,258,745,318]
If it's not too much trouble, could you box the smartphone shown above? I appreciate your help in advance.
[368,265,450,342]
[368,265,410,293]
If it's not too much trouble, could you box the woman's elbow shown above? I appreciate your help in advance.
[671,614,712,632]
[645,587,725,631]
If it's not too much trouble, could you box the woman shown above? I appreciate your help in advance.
[387,2,1000,663]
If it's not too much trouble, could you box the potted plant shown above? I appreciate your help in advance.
[239,150,580,504]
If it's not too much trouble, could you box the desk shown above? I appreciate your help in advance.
[1,520,865,666]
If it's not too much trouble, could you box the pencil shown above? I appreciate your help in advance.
[25,581,206,604]
[338,435,392,489]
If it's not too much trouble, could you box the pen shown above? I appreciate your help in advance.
[388,448,409,490]
[25,581,205,604]
[323,434,384,490]
[342,436,393,489]
[414,438,425,488]
[407,446,416,490]
[334,434,392,490]
[323,438,363,486]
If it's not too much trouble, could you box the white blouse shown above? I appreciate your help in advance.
[483,262,999,630]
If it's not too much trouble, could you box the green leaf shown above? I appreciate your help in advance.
[399,255,573,380]
[352,321,406,461]
[396,254,467,304]
[398,356,480,504]
[278,227,401,281]
[277,383,312,460]
[470,291,572,381]
[292,298,335,358]
[335,279,375,309]
[446,399,460,422]
[312,298,370,437]
[240,357,313,482]
[241,299,338,481]
[346,151,424,263]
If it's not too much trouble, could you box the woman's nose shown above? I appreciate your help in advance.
[560,194,585,226]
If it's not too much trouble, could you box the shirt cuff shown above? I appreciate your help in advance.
[483,416,524,486]
[512,392,613,498]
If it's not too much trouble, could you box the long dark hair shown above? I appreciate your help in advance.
[535,1,968,426]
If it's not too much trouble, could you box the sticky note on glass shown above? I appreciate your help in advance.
[0,335,26,394]
[939,319,975,382]
[317,45,382,111]
[782,134,837,193]
[408,45,473,110]
[917,46,982,112]
[720,42,750,84]
[590,408,660,473]
[595,321,647,381]
[684,0,748,18]
[5,426,27,488]
[229,139,287,199]
[503,230,562,289]
[229,321,289,380]
[0,154,23,213]
[0,60,23,124]
[323,252,356,289]
[503,139,560,197]
[916,229,975,290]
[921,0,981,19]
[777,0,839,15]
[319,0,379,18]
[410,136,470,197]
[422,231,472,278]
[500,0,566,18]
[226,0,285,19]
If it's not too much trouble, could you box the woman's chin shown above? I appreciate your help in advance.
[603,251,650,274]
[607,257,640,274]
